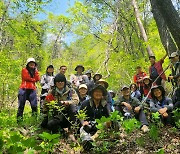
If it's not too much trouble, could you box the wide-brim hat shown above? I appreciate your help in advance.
[151,85,165,99]
[26,58,37,66]
[169,52,179,59]
[93,73,102,80]
[75,65,85,72]
[97,79,109,89]
[90,85,107,97]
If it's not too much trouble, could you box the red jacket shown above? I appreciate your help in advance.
[133,72,147,87]
[149,59,167,81]
[20,68,40,90]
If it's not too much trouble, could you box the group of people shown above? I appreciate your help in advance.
[17,51,180,150]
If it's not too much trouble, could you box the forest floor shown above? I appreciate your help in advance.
[0,106,179,154]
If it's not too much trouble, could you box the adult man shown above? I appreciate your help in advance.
[41,74,79,138]
[59,65,67,75]
[70,65,89,88]
[17,58,40,122]
[79,85,111,150]
[133,66,146,95]
[168,52,180,87]
[149,53,167,86]
[114,85,149,132]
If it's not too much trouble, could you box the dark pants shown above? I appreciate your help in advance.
[40,89,48,113]
[46,104,77,133]
[152,77,162,86]
[161,112,173,125]
[174,101,180,108]
[17,89,37,120]
[115,105,148,126]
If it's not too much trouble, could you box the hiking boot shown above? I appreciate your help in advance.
[141,125,149,133]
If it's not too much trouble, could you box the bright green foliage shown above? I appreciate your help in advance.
[39,132,60,153]
[122,118,141,134]
[172,108,180,128]
[149,124,159,142]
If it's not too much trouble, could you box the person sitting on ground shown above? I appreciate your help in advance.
[79,85,111,150]
[17,58,40,123]
[142,76,153,100]
[133,66,147,96]
[77,84,89,111]
[70,65,89,88]
[172,76,180,108]
[168,52,180,88]
[130,83,142,101]
[41,74,79,140]
[114,85,149,133]
[150,85,174,125]
[96,79,113,110]
[149,53,167,86]
[40,65,54,113]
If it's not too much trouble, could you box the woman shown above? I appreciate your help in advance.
[150,85,173,125]
[41,73,79,134]
[142,76,153,99]
[40,65,54,112]
[130,83,142,101]
[17,58,40,122]
[79,85,111,150]
[77,84,89,111]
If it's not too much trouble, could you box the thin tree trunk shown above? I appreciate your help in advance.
[150,0,178,55]
[155,0,180,50]
[132,0,154,56]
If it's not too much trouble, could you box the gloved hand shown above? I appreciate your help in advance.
[41,117,48,128]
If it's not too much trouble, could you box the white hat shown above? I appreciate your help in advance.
[26,58,36,65]
[79,84,88,90]
[169,52,179,59]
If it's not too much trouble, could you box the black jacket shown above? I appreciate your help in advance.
[80,98,111,122]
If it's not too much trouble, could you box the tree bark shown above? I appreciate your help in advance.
[132,0,154,56]
[150,0,178,55]
[155,0,180,50]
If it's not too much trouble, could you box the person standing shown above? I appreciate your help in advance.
[149,53,167,86]
[168,52,180,88]
[70,65,89,88]
[133,66,146,96]
[17,58,40,122]
[40,65,54,112]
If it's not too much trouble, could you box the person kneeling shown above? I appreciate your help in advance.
[114,85,149,133]
[41,74,79,140]
[79,85,111,150]
[150,85,174,125]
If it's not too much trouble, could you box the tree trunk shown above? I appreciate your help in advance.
[132,0,154,56]
[150,0,178,55]
[155,0,180,50]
